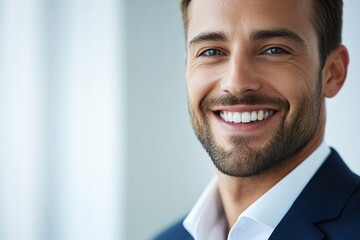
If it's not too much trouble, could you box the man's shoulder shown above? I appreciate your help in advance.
[153,218,193,240]
[270,149,360,239]
[316,183,360,238]
[298,148,360,221]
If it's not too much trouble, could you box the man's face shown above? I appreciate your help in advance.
[186,0,324,177]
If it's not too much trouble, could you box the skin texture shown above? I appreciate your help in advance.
[185,0,349,232]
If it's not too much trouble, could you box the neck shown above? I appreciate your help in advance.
[217,134,324,231]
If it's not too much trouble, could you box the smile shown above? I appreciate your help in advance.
[219,110,275,124]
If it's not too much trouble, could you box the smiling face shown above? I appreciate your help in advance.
[186,0,325,177]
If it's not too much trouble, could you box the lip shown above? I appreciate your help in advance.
[211,104,279,113]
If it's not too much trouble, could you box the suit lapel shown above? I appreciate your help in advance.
[270,149,360,239]
[269,205,324,240]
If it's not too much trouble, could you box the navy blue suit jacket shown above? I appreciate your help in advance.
[154,149,360,239]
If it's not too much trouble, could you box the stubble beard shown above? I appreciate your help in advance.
[188,82,322,177]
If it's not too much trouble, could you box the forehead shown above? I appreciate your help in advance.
[187,0,315,42]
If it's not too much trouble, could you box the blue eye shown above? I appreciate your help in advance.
[264,47,288,55]
[200,49,224,57]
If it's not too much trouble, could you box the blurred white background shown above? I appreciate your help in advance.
[0,0,359,240]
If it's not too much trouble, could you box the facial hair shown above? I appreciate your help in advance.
[188,81,322,177]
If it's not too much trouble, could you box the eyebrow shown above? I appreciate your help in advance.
[188,31,228,47]
[188,28,307,48]
[249,28,307,46]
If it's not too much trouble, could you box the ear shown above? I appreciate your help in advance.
[321,44,349,98]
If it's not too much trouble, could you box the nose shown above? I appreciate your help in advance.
[220,51,262,96]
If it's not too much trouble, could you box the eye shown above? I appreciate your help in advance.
[199,48,225,57]
[263,47,289,55]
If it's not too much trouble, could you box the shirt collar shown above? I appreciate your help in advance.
[184,142,330,240]
[238,141,330,229]
[183,177,227,240]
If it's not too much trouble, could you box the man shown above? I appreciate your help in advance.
[155,0,360,239]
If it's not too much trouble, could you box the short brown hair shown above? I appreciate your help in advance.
[179,0,343,66]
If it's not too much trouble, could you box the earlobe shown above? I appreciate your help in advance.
[322,44,349,98]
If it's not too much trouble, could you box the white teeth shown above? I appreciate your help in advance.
[257,110,264,121]
[264,111,269,119]
[220,112,226,121]
[219,109,275,124]
[224,112,229,122]
[233,112,241,123]
[241,112,251,123]
[228,112,233,122]
[251,111,257,121]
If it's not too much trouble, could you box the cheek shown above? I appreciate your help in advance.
[186,65,223,107]
[262,64,319,117]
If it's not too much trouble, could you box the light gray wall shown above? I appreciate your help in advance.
[125,1,213,239]
[326,0,360,174]
[125,1,360,239]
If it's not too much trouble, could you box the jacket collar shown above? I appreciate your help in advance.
[269,149,360,240]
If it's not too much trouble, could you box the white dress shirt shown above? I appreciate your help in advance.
[183,142,331,240]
